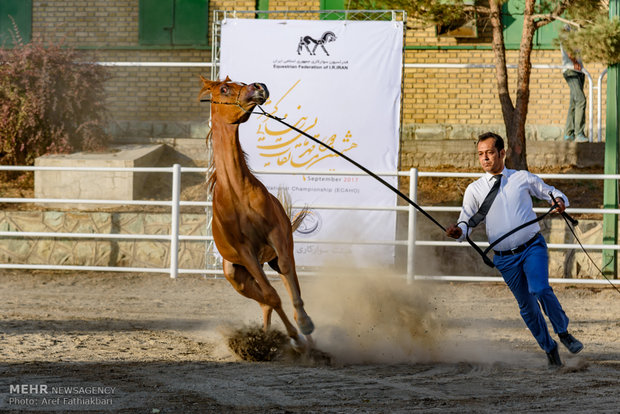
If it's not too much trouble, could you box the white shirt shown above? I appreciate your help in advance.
[561,45,583,73]
[456,168,569,252]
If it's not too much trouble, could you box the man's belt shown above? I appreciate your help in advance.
[493,233,540,256]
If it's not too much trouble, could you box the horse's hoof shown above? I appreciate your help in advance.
[290,334,309,353]
[297,316,315,336]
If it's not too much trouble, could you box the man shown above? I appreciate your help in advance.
[561,25,588,143]
[446,132,583,367]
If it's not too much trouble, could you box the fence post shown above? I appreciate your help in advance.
[407,168,418,283]
[170,164,181,279]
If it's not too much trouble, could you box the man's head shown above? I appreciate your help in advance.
[476,132,505,174]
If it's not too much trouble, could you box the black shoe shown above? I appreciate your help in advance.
[559,332,584,354]
[546,342,563,367]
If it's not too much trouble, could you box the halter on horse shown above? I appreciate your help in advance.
[198,76,315,349]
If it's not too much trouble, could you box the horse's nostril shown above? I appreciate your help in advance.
[256,83,269,97]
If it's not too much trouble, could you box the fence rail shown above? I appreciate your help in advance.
[1,165,619,286]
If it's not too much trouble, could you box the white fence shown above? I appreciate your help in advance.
[1,165,619,286]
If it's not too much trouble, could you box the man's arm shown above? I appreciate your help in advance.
[528,172,569,214]
[446,184,478,240]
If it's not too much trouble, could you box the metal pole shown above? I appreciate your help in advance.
[603,0,620,278]
[170,164,181,279]
[406,168,418,283]
[598,69,608,142]
[582,69,594,141]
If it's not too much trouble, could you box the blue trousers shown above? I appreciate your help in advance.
[493,234,569,352]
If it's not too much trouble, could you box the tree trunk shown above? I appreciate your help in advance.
[488,0,535,170]
[510,0,539,171]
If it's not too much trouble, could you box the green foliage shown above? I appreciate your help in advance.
[347,0,472,28]
[0,34,109,172]
[563,15,620,64]
[350,0,620,65]
[564,0,606,24]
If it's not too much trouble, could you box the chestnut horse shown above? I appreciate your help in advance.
[198,76,314,348]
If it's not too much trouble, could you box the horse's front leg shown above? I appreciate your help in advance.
[269,254,314,336]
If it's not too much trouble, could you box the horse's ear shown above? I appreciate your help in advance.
[223,75,231,82]
[200,75,216,89]
[198,75,214,101]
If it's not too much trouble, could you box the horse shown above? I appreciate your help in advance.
[198,76,315,350]
[297,31,337,56]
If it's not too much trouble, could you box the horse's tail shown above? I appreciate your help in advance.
[277,187,308,232]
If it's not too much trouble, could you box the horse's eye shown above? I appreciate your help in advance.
[220,85,229,95]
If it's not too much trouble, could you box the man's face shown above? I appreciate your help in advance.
[477,138,505,174]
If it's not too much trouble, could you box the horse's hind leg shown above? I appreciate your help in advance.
[223,260,272,331]
[223,259,300,341]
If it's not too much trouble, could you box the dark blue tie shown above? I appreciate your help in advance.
[468,174,502,228]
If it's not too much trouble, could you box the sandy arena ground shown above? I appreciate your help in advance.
[0,269,618,413]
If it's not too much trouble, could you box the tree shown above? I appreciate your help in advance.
[0,33,109,176]
[349,0,619,170]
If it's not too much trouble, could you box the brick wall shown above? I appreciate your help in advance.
[404,48,606,131]
[33,0,137,46]
[27,1,608,146]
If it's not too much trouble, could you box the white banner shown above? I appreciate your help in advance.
[219,18,403,267]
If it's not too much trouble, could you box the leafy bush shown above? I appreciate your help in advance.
[0,32,109,172]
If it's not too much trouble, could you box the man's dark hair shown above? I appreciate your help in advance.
[477,132,505,152]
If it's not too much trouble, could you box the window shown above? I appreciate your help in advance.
[0,0,32,46]
[139,0,208,46]
[502,0,563,49]
[320,0,344,20]
[256,0,269,19]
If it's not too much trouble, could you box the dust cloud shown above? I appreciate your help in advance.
[302,269,444,364]
[301,268,526,366]
[190,268,522,366]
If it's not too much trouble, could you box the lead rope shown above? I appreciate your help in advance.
[461,194,619,294]
[458,203,556,269]
[560,210,620,294]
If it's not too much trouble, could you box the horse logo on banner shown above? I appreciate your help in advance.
[296,31,337,56]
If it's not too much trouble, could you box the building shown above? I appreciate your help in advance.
[0,0,606,168]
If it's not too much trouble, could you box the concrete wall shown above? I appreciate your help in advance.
[400,131,605,171]
[0,210,209,270]
[34,145,166,209]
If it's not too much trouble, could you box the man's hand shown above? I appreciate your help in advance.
[446,224,463,239]
[553,197,566,214]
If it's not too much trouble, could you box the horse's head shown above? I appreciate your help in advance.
[199,76,269,124]
[322,31,337,43]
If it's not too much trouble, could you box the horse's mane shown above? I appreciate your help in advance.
[205,128,254,195]
[206,129,216,194]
